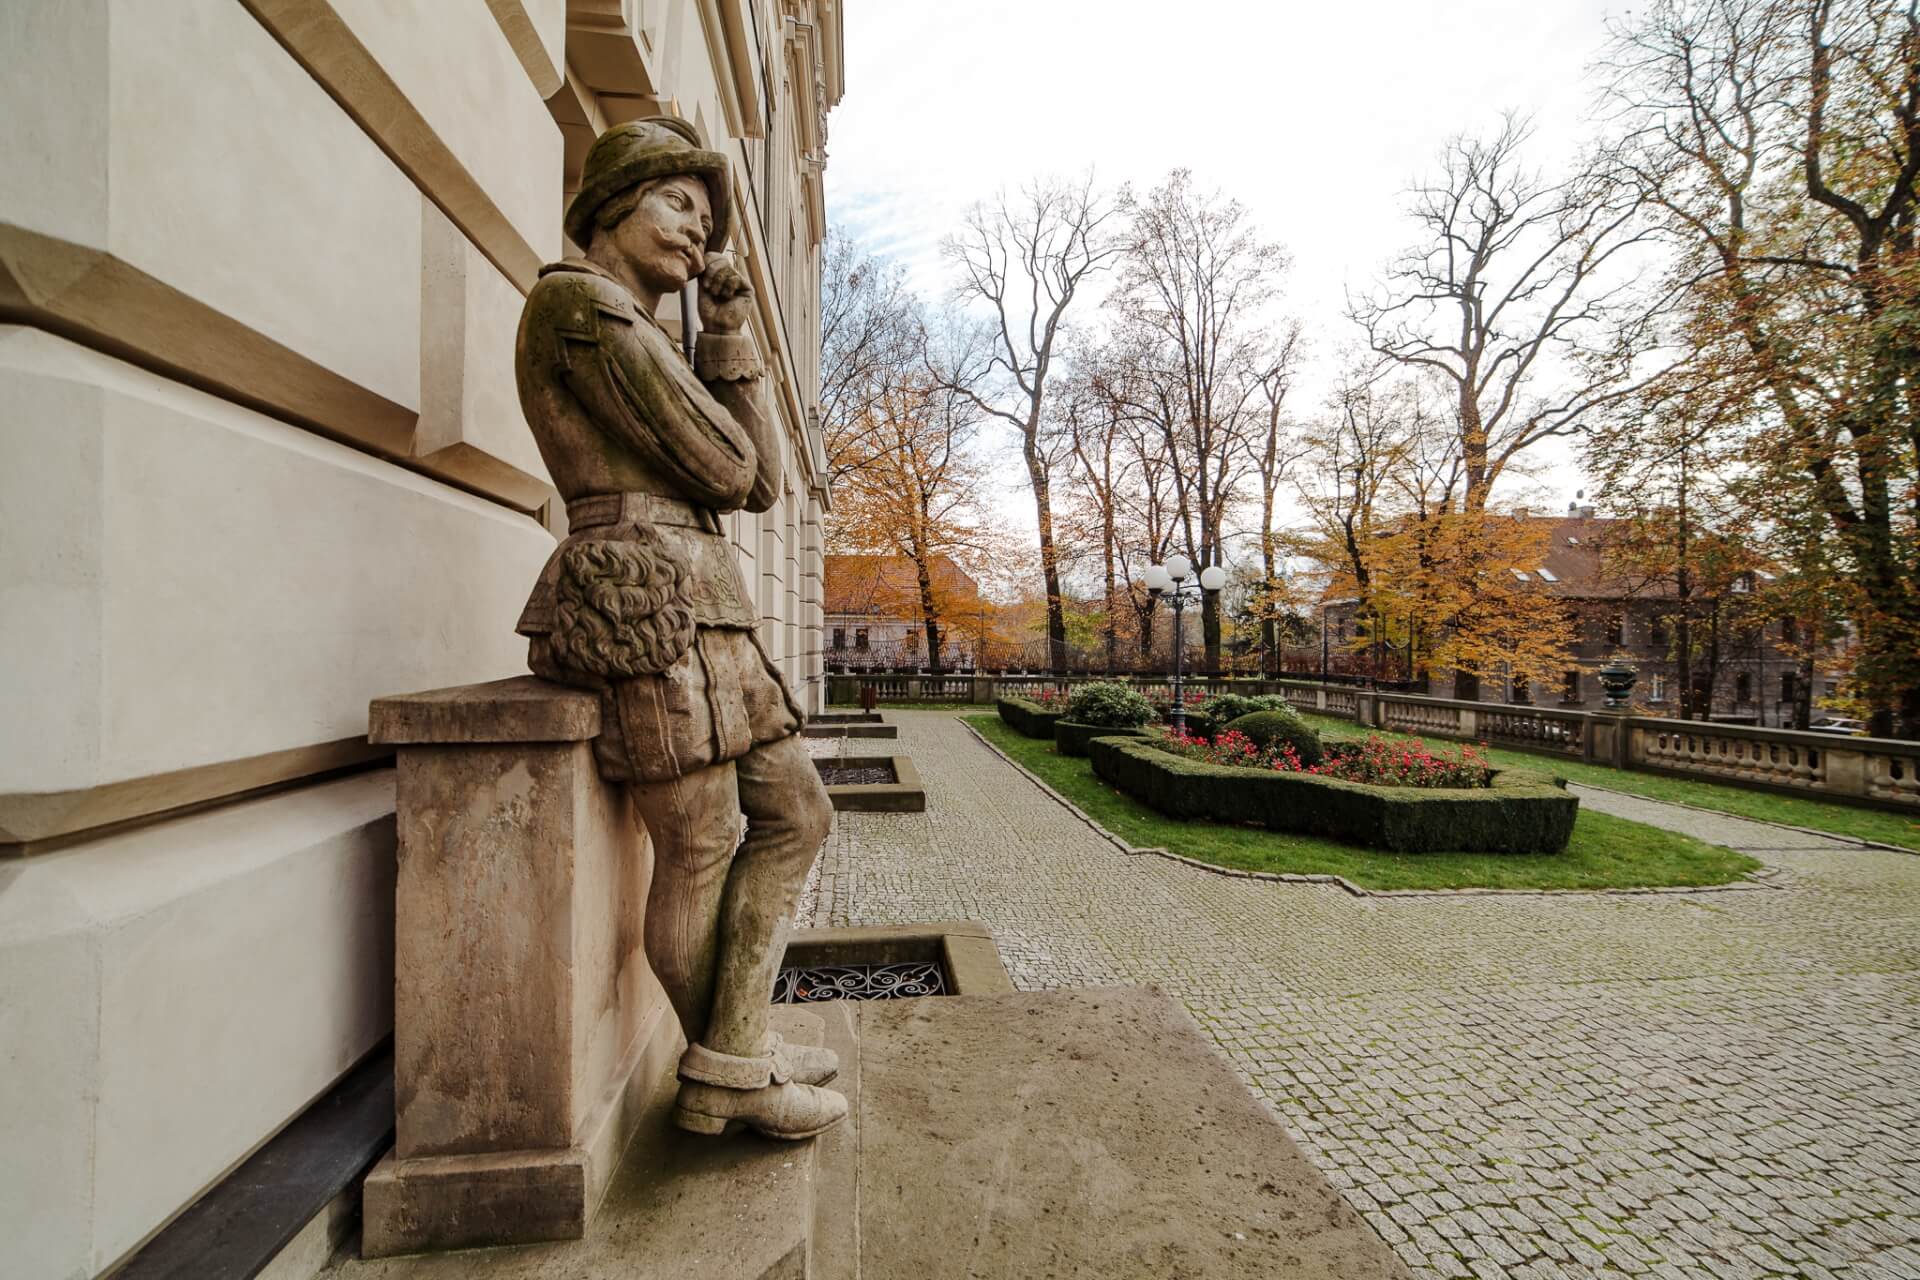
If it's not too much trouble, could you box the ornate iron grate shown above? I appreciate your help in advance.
[773,961,947,1003]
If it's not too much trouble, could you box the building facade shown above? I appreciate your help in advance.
[0,2,842,1274]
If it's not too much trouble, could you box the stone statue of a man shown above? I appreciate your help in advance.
[514,117,843,1140]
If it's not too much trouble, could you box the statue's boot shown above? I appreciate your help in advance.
[674,1039,848,1140]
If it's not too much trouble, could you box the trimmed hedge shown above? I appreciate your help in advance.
[1053,720,1150,758]
[1087,736,1577,854]
[997,697,1062,739]
[1065,681,1159,729]
[1223,709,1323,765]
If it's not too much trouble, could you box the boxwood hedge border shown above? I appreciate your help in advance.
[1087,736,1578,854]
[996,697,1061,740]
[1052,720,1150,758]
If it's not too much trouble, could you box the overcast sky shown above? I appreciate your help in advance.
[825,0,1625,553]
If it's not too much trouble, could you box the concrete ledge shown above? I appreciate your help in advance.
[369,677,598,745]
[801,722,898,740]
[816,755,924,813]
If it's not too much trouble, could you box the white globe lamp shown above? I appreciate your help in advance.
[1166,554,1193,582]
[1198,564,1227,592]
[1144,564,1172,593]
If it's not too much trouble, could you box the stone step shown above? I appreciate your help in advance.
[326,987,1405,1278]
[847,987,1407,1279]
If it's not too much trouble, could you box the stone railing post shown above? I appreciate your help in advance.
[1457,706,1478,739]
[1355,689,1379,727]
[1587,709,1631,771]
[1822,747,1870,798]
[1315,687,1328,712]
[360,677,678,1255]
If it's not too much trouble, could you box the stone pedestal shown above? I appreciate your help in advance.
[360,677,679,1257]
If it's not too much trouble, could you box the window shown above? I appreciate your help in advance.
[1511,568,1532,582]
[854,628,869,651]
[1536,566,1559,582]
[832,627,846,650]
[1736,672,1752,704]
[1606,614,1624,646]
[1510,676,1531,704]
[1567,535,1580,546]
[1781,672,1797,704]
[1780,617,1798,644]
[1650,673,1667,702]
[1562,670,1581,704]
[1651,617,1669,647]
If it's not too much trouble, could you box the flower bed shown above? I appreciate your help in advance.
[1160,729,1492,788]
[1087,735,1577,854]
[1053,720,1151,757]
[996,697,1062,740]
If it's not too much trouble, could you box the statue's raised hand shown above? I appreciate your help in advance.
[697,254,754,335]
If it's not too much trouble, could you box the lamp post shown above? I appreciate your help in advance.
[1145,554,1227,735]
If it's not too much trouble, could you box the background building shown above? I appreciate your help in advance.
[0,2,842,1274]
[1316,509,1845,721]
[824,553,985,669]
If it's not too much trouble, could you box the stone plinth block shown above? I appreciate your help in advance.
[361,677,678,1256]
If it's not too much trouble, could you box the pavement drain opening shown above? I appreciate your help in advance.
[773,961,949,1003]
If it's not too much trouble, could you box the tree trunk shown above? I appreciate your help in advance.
[913,554,944,677]
[1026,449,1068,674]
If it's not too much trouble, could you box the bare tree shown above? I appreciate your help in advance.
[1246,324,1309,673]
[942,175,1121,671]
[1352,115,1665,512]
[821,231,924,483]
[1112,169,1291,670]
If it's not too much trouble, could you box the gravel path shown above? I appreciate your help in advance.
[799,710,1920,1280]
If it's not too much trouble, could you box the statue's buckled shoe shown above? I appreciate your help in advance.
[671,1078,848,1140]
[673,1037,847,1139]
[677,1033,839,1090]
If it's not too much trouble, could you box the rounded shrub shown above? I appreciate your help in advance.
[1225,709,1323,765]
[1065,681,1159,729]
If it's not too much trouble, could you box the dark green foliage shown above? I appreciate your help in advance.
[1087,737,1577,854]
[1188,691,1296,739]
[1222,709,1323,765]
[1053,720,1150,757]
[1065,681,1159,728]
[996,698,1061,739]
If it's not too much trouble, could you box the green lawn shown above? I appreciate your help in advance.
[1285,713,1920,853]
[965,714,1758,892]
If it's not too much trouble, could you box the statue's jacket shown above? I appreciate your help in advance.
[515,258,801,783]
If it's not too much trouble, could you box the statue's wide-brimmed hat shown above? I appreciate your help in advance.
[565,116,730,251]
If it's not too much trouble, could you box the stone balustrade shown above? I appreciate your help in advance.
[826,673,1920,814]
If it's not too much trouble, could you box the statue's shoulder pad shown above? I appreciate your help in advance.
[528,264,635,324]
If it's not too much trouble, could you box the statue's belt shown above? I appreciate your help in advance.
[519,491,755,638]
[566,492,721,535]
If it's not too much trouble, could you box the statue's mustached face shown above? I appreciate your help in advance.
[614,175,712,295]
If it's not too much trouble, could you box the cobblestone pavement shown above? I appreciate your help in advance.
[798,712,1920,1280]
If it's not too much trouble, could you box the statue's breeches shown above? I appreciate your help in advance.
[531,625,802,783]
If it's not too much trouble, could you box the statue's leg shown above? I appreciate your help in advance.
[703,732,834,1056]
[659,733,842,1139]
[628,759,740,1047]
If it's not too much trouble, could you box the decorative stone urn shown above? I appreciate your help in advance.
[1597,658,1639,710]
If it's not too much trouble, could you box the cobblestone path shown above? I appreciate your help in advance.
[799,712,1920,1280]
